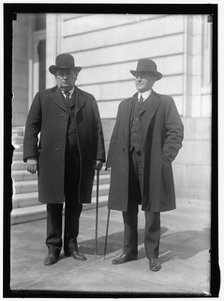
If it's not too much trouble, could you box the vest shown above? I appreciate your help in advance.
[130,100,147,152]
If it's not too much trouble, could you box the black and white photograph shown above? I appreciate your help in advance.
[3,1,221,299]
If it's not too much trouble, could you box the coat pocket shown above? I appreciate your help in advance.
[161,153,171,165]
[161,153,174,195]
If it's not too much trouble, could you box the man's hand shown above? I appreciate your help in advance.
[93,160,103,171]
[26,159,38,174]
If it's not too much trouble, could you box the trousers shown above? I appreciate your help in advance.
[46,143,82,255]
[123,148,160,259]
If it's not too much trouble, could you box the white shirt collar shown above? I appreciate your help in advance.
[61,87,75,99]
[138,90,152,102]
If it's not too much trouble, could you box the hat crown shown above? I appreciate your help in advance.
[55,53,75,68]
[136,59,157,73]
[130,58,162,80]
[49,53,82,75]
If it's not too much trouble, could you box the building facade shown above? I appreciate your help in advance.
[12,13,212,200]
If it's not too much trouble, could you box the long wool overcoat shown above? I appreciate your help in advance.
[23,86,105,204]
[107,90,184,212]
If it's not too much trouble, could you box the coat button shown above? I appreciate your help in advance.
[55,147,59,151]
[60,113,64,116]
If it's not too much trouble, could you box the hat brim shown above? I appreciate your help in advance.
[130,70,162,81]
[49,65,82,75]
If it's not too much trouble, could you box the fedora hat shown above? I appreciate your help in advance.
[130,58,162,80]
[49,53,82,75]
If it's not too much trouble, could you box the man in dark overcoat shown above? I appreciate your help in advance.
[23,53,105,265]
[107,58,184,271]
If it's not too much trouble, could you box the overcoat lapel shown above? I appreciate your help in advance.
[143,91,161,141]
[123,94,136,139]
[74,88,86,113]
[49,86,67,112]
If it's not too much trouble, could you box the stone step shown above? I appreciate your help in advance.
[12,169,110,183]
[12,159,108,173]
[14,180,109,195]
[13,191,39,208]
[12,127,24,153]
[12,143,23,151]
[12,160,26,171]
[12,135,24,145]
[12,126,25,136]
[11,204,46,225]
[12,151,23,161]
[12,183,110,209]
[12,170,37,181]
[14,180,38,194]
[11,195,108,225]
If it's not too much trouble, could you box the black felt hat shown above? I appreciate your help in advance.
[49,53,82,75]
[130,58,162,80]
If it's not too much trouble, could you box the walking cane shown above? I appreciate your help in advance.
[104,209,110,259]
[95,169,100,259]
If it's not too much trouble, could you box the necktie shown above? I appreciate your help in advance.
[139,94,144,104]
[65,91,70,107]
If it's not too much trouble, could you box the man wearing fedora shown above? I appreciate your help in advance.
[23,53,105,265]
[106,58,184,271]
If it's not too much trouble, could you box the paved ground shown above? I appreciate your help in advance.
[9,197,212,297]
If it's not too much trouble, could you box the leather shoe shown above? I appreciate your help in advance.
[71,250,87,261]
[44,254,59,266]
[112,253,137,265]
[149,258,161,271]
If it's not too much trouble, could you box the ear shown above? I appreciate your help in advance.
[55,70,59,77]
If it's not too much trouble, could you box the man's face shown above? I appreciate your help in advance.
[55,69,78,91]
[135,72,156,93]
